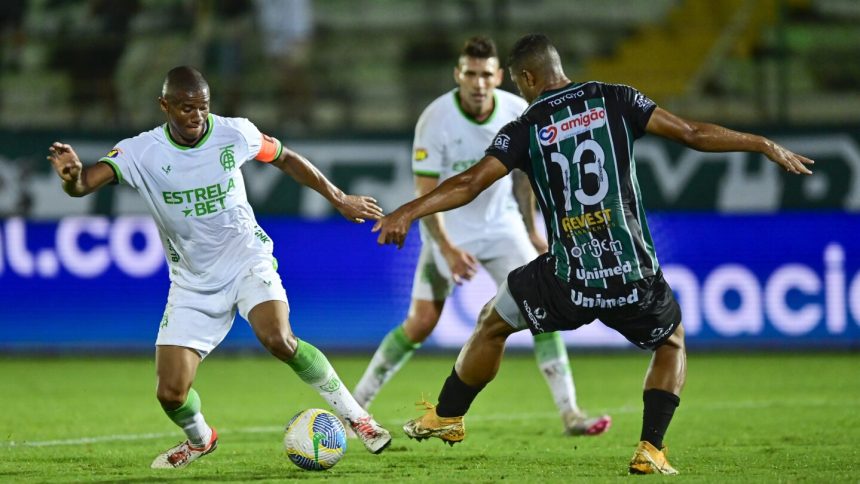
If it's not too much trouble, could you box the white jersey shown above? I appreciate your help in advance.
[99,114,282,290]
[412,89,528,246]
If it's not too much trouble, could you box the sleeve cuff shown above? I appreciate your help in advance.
[98,158,123,184]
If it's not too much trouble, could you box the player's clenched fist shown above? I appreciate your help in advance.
[47,142,82,182]
[372,210,412,249]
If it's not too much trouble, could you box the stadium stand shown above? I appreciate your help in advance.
[0,0,857,132]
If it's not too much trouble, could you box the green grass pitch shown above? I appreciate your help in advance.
[1,352,857,482]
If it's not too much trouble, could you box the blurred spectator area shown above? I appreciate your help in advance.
[0,0,858,135]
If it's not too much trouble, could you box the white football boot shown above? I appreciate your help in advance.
[150,427,218,469]
[347,416,391,454]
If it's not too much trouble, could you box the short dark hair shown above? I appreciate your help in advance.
[162,66,209,100]
[507,33,556,73]
[461,36,498,60]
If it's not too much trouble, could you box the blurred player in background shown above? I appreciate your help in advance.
[374,34,814,475]
[47,66,391,469]
[352,36,610,437]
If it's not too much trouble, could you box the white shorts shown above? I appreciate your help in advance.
[411,231,538,301]
[155,258,289,357]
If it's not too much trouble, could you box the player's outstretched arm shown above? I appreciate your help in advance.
[415,175,478,283]
[271,146,383,223]
[645,107,814,175]
[47,142,116,197]
[373,156,508,248]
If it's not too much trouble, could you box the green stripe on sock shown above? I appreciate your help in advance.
[533,332,566,364]
[287,340,332,384]
[165,388,201,425]
[392,325,421,351]
[380,325,421,364]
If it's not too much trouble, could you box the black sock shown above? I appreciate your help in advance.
[640,389,680,449]
[435,367,485,417]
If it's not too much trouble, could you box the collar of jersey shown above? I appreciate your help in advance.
[163,114,214,150]
[452,90,498,126]
[533,82,583,104]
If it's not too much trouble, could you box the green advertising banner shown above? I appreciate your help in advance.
[1,128,857,218]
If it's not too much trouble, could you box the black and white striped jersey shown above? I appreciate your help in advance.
[486,81,659,288]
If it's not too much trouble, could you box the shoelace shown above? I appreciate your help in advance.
[167,440,208,466]
[414,394,435,412]
[350,416,379,437]
[167,443,191,466]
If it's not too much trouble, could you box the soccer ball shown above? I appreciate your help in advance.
[284,408,347,470]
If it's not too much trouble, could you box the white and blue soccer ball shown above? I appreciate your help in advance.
[284,408,347,471]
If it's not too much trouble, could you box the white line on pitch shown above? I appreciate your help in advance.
[1,426,284,448]
[2,398,853,448]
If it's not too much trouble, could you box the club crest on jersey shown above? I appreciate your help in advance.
[538,107,606,146]
[219,144,236,171]
[414,148,429,162]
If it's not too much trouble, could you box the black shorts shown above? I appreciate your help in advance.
[506,254,681,350]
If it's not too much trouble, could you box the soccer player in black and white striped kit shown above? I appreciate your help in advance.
[374,34,814,475]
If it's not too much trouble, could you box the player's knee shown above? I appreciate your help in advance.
[259,330,298,360]
[662,323,686,351]
[156,381,189,409]
[404,311,440,342]
[475,302,514,341]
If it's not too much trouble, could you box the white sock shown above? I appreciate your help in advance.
[183,414,212,447]
[318,369,370,422]
[534,332,579,415]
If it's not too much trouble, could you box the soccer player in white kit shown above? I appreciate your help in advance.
[47,66,391,468]
[352,37,610,436]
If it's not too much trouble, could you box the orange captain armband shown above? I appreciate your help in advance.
[255,133,283,163]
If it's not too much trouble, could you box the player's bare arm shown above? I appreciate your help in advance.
[373,156,508,248]
[271,146,384,223]
[646,107,815,175]
[47,142,116,197]
[415,175,479,283]
[512,169,547,254]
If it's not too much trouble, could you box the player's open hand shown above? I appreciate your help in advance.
[47,142,82,182]
[372,209,412,248]
[336,194,384,223]
[440,245,478,285]
[767,142,814,175]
